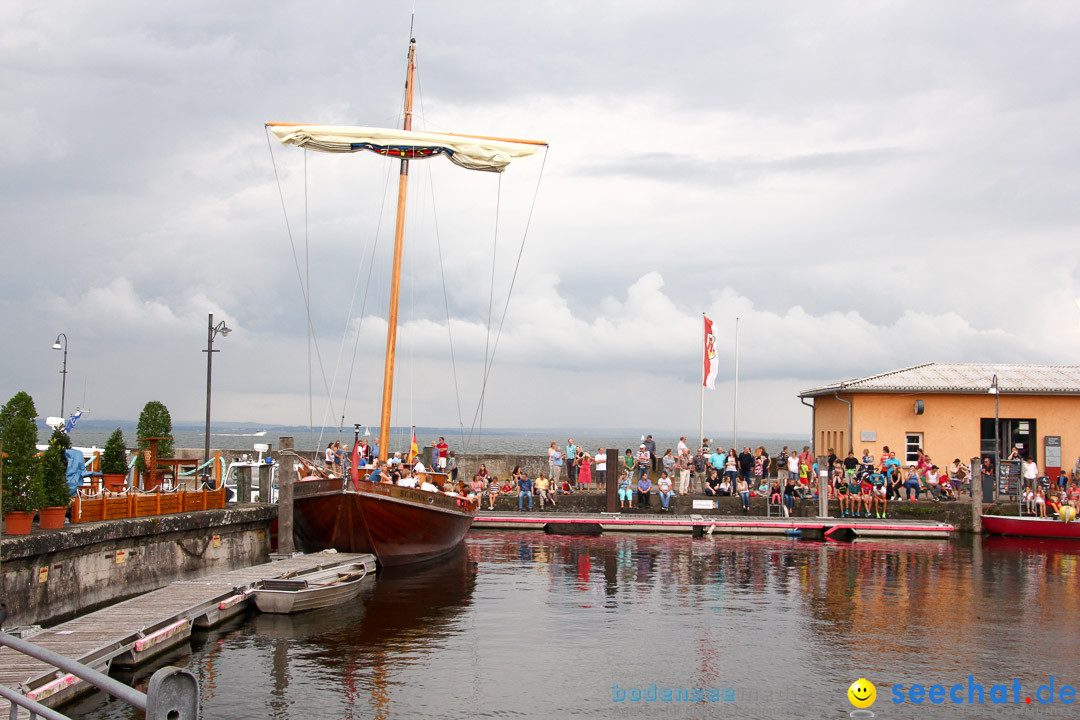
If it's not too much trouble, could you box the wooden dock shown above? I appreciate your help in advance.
[1,551,374,712]
[472,512,955,540]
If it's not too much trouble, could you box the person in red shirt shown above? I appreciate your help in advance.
[435,437,449,471]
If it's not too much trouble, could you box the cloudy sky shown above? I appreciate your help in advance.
[2,1,1078,439]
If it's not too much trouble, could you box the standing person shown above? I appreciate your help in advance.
[777,446,790,484]
[448,451,458,483]
[677,436,689,457]
[551,443,564,486]
[844,451,859,483]
[579,451,593,492]
[566,438,578,486]
[644,435,657,473]
[787,452,799,487]
[325,443,336,472]
[435,437,449,471]
[595,448,607,494]
[760,447,771,481]
[623,449,635,486]
[710,446,726,478]
[692,448,707,493]
[636,443,651,481]
[738,447,754,484]
[753,448,765,485]
[662,449,676,479]
[676,449,691,495]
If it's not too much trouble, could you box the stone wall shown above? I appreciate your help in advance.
[0,505,275,627]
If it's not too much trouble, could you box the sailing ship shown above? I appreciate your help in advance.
[266,35,546,567]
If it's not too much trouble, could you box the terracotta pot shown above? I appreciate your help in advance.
[4,510,33,535]
[102,473,128,492]
[38,506,67,530]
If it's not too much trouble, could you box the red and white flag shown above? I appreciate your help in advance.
[702,315,718,389]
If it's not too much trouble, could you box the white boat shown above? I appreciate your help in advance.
[223,443,278,503]
[253,561,371,614]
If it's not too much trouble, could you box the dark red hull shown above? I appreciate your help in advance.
[982,514,1080,539]
[292,478,474,567]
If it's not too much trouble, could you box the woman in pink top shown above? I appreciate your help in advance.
[578,452,593,491]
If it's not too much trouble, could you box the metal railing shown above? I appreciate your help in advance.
[0,631,198,720]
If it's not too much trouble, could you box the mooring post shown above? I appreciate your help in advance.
[818,456,829,517]
[971,456,983,534]
[278,437,295,556]
[605,447,618,513]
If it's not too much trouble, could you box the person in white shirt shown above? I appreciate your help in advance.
[414,459,427,474]
[397,474,418,489]
[420,479,439,492]
[676,436,688,457]
[595,449,607,494]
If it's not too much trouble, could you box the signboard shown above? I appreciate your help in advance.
[692,499,716,510]
[860,431,877,442]
[998,460,1020,498]
[1045,436,1062,469]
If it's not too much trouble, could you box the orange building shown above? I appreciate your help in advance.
[799,363,1080,481]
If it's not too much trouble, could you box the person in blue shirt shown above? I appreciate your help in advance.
[710,448,726,474]
[517,471,534,510]
[636,473,652,509]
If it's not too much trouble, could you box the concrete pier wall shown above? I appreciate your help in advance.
[0,505,276,627]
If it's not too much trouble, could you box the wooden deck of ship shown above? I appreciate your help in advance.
[1,551,375,713]
[472,512,955,539]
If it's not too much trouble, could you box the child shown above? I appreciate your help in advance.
[1035,488,1047,518]
[871,468,888,518]
[1023,485,1035,515]
[836,476,850,517]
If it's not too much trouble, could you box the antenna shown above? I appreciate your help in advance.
[410,5,415,40]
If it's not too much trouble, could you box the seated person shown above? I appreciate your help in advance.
[939,476,954,500]
[836,477,850,517]
[704,471,722,496]
[756,479,769,496]
[717,475,732,496]
[558,480,574,495]
[617,471,633,509]
[636,473,652,509]
[486,477,500,510]
[1046,487,1062,516]
[396,471,418,489]
[500,477,514,496]
[419,477,439,492]
[657,472,675,511]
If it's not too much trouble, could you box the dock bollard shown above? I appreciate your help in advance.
[146,666,200,720]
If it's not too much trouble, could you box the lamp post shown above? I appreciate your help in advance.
[51,333,68,420]
[990,374,1000,502]
[203,313,232,465]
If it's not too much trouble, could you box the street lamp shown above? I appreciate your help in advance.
[52,333,68,420]
[203,313,232,465]
[989,374,1000,502]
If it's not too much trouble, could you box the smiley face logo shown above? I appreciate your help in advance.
[847,678,876,708]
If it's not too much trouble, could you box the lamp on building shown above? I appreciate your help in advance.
[988,374,999,501]
[203,313,232,466]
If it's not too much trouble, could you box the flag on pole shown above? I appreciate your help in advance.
[407,427,419,463]
[703,315,718,389]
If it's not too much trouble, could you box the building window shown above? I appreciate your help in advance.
[905,433,923,465]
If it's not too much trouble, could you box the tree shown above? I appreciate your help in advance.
[2,416,42,513]
[40,428,73,507]
[101,428,128,475]
[136,400,174,473]
[0,390,38,439]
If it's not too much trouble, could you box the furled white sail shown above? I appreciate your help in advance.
[267,124,545,173]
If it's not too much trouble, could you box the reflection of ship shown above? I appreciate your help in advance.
[270,31,544,567]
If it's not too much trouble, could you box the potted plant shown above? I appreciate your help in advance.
[101,428,129,492]
[2,415,42,535]
[38,428,72,529]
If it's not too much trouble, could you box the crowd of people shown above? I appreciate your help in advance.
[312,433,1080,518]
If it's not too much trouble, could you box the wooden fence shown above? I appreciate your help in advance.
[71,487,227,524]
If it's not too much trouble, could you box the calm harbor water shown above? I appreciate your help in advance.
[69,532,1080,719]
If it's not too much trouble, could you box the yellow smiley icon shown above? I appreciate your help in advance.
[847,678,876,709]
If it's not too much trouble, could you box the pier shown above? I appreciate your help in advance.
[1,551,374,712]
[472,511,954,539]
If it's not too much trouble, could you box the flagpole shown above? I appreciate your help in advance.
[733,317,739,449]
[699,312,705,449]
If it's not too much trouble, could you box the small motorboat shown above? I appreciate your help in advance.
[253,561,370,614]
[982,514,1080,540]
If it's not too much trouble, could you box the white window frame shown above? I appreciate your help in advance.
[905,433,924,466]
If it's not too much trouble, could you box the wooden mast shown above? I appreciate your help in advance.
[378,38,416,463]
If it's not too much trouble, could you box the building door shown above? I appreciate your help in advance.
[905,433,924,466]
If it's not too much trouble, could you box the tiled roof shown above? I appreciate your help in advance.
[800,363,1080,397]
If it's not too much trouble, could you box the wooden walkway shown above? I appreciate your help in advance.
[1,551,374,712]
[473,511,955,539]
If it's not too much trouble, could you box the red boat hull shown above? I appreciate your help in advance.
[292,478,474,567]
[981,514,1080,539]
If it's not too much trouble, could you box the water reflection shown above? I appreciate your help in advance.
[71,534,1080,719]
